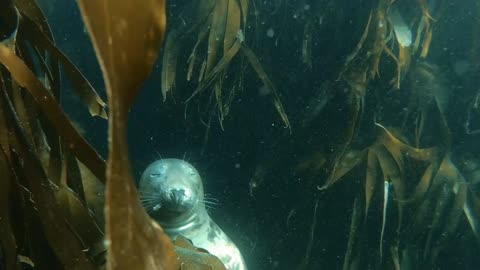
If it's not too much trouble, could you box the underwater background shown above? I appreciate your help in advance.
[33,0,480,269]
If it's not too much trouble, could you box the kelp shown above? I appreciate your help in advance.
[0,138,18,270]
[1,0,478,269]
[465,90,480,135]
[339,0,438,89]
[401,61,450,147]
[76,0,178,270]
[0,84,97,269]
[161,30,178,101]
[323,0,442,191]
[333,122,480,269]
[196,1,479,268]
[19,14,108,119]
[0,0,110,268]
[174,236,227,270]
[160,0,290,131]
[0,0,231,268]
[77,1,229,268]
[0,45,106,182]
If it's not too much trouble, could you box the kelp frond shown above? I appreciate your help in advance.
[0,0,107,268]
[329,123,480,269]
[76,0,178,269]
[161,0,290,131]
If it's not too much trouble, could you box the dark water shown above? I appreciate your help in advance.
[39,0,480,269]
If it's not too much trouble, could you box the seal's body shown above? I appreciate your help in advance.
[139,159,247,270]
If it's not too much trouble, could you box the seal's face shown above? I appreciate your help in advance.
[139,159,204,222]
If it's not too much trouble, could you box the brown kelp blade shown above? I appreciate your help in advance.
[338,10,373,80]
[241,44,291,131]
[373,144,404,200]
[19,15,108,119]
[0,44,106,182]
[78,159,106,227]
[465,189,480,240]
[174,236,227,270]
[15,0,52,36]
[0,148,19,270]
[175,247,226,270]
[58,154,104,250]
[15,0,62,97]
[186,38,242,103]
[439,156,480,240]
[161,30,178,101]
[55,183,106,265]
[76,0,177,270]
[365,148,379,216]
[320,93,364,190]
[0,72,10,157]
[331,149,367,186]
[12,37,65,187]
[206,0,228,74]
[376,123,443,202]
[238,0,248,27]
[224,0,241,54]
[186,28,209,82]
[343,196,362,270]
[0,80,96,270]
[418,0,434,58]
[77,0,166,108]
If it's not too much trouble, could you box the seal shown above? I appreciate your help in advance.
[139,158,247,270]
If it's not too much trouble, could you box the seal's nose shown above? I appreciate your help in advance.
[170,189,186,204]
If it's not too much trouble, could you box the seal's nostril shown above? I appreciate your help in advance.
[170,189,186,204]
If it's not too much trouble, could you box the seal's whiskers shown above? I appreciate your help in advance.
[202,202,217,210]
[204,205,216,211]
[201,198,219,211]
[139,198,159,205]
[139,197,160,205]
[203,194,219,204]
[139,195,161,211]
[139,197,159,203]
[155,151,163,160]
[203,197,219,205]
[139,191,160,196]
[141,201,161,212]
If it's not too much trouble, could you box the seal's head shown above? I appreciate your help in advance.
[139,159,204,223]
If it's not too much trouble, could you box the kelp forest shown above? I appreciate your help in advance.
[1,0,480,269]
